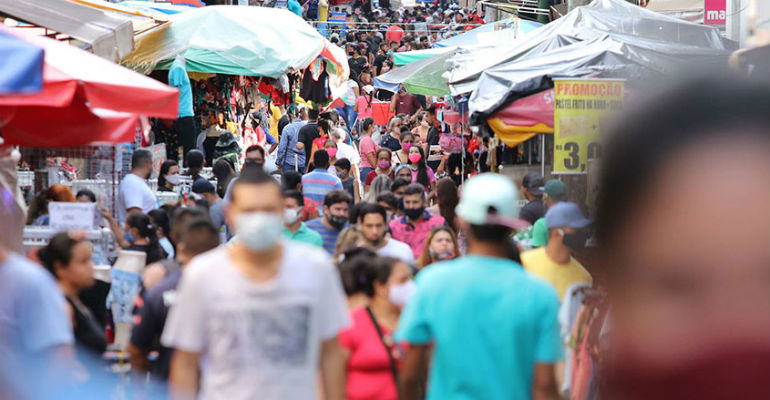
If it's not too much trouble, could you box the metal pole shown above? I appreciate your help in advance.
[540,133,545,177]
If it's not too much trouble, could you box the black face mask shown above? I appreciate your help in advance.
[404,207,424,220]
[562,229,589,253]
[328,215,348,230]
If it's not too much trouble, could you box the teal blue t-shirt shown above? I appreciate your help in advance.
[168,59,193,118]
[395,255,563,400]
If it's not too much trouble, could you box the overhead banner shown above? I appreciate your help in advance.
[553,78,624,174]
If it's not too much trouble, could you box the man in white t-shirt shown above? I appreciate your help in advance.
[161,164,349,400]
[118,149,157,222]
[356,202,414,264]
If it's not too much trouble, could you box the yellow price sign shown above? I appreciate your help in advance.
[553,79,624,174]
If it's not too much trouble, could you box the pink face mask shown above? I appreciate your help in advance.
[402,143,412,152]
[378,160,391,169]
[408,153,422,164]
[326,148,338,158]
[421,120,430,127]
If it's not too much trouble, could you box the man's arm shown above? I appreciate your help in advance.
[169,349,200,400]
[390,93,398,113]
[400,344,430,400]
[532,363,559,400]
[319,336,345,400]
[128,343,152,375]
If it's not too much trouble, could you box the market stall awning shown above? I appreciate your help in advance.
[0,26,43,94]
[465,0,736,123]
[69,0,171,36]
[435,18,542,48]
[393,46,456,66]
[487,89,554,147]
[0,28,178,147]
[122,6,348,79]
[374,50,456,96]
[0,0,134,61]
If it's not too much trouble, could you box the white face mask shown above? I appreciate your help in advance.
[235,212,282,252]
[165,173,181,185]
[283,208,301,225]
[388,280,416,309]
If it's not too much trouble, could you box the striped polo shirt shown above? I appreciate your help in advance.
[304,218,346,254]
[301,169,343,215]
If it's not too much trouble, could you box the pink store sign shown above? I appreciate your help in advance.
[704,0,726,25]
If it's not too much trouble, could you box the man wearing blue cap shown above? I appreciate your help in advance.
[396,173,562,400]
[521,202,592,301]
[532,179,568,247]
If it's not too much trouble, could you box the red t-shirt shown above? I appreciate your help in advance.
[365,170,393,186]
[385,26,405,46]
[338,308,403,400]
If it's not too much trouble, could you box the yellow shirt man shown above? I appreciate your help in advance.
[521,247,592,301]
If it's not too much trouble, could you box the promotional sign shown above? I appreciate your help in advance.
[140,143,167,179]
[328,11,347,36]
[553,78,624,174]
[48,202,97,231]
[704,0,726,25]
[275,0,288,9]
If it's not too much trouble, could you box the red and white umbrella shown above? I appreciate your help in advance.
[0,28,178,147]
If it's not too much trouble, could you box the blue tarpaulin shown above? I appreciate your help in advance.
[0,28,43,94]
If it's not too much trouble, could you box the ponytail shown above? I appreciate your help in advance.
[338,248,396,297]
[126,211,164,263]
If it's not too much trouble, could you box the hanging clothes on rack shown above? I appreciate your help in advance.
[561,286,608,400]
[300,59,330,105]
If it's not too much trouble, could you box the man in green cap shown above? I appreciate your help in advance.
[532,179,567,247]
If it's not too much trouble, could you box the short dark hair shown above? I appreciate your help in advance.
[283,189,305,206]
[356,202,387,223]
[308,108,319,120]
[185,149,204,172]
[180,218,220,256]
[404,183,426,197]
[245,145,265,157]
[334,158,351,171]
[230,163,279,204]
[318,118,333,135]
[281,171,303,190]
[313,149,330,169]
[469,224,520,263]
[324,189,352,207]
[170,206,209,246]
[376,191,398,209]
[390,178,410,193]
[131,149,152,171]
[75,189,96,202]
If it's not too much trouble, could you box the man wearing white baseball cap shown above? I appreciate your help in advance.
[396,173,562,400]
[521,202,593,301]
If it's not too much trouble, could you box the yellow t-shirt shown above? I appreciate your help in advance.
[268,104,282,141]
[521,247,592,301]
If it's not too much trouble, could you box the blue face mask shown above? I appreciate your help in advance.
[124,230,135,244]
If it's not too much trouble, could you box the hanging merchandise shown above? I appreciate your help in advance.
[213,131,242,172]
[300,59,331,105]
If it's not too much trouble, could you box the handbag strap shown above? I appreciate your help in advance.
[366,307,400,397]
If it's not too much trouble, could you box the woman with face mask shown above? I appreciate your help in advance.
[364,148,393,194]
[416,226,460,269]
[38,232,106,355]
[338,256,414,400]
[393,132,415,165]
[324,139,339,175]
[157,160,180,192]
[103,210,164,265]
[408,146,436,194]
[411,111,430,144]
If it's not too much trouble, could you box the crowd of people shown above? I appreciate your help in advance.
[0,0,767,396]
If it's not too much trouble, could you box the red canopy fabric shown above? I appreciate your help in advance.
[0,28,178,147]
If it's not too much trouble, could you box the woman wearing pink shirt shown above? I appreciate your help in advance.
[357,117,379,185]
[355,85,375,125]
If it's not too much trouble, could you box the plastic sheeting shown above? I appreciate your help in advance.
[463,0,736,124]
[435,18,543,48]
[122,6,345,80]
[393,46,456,66]
[0,26,43,94]
[374,49,460,96]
